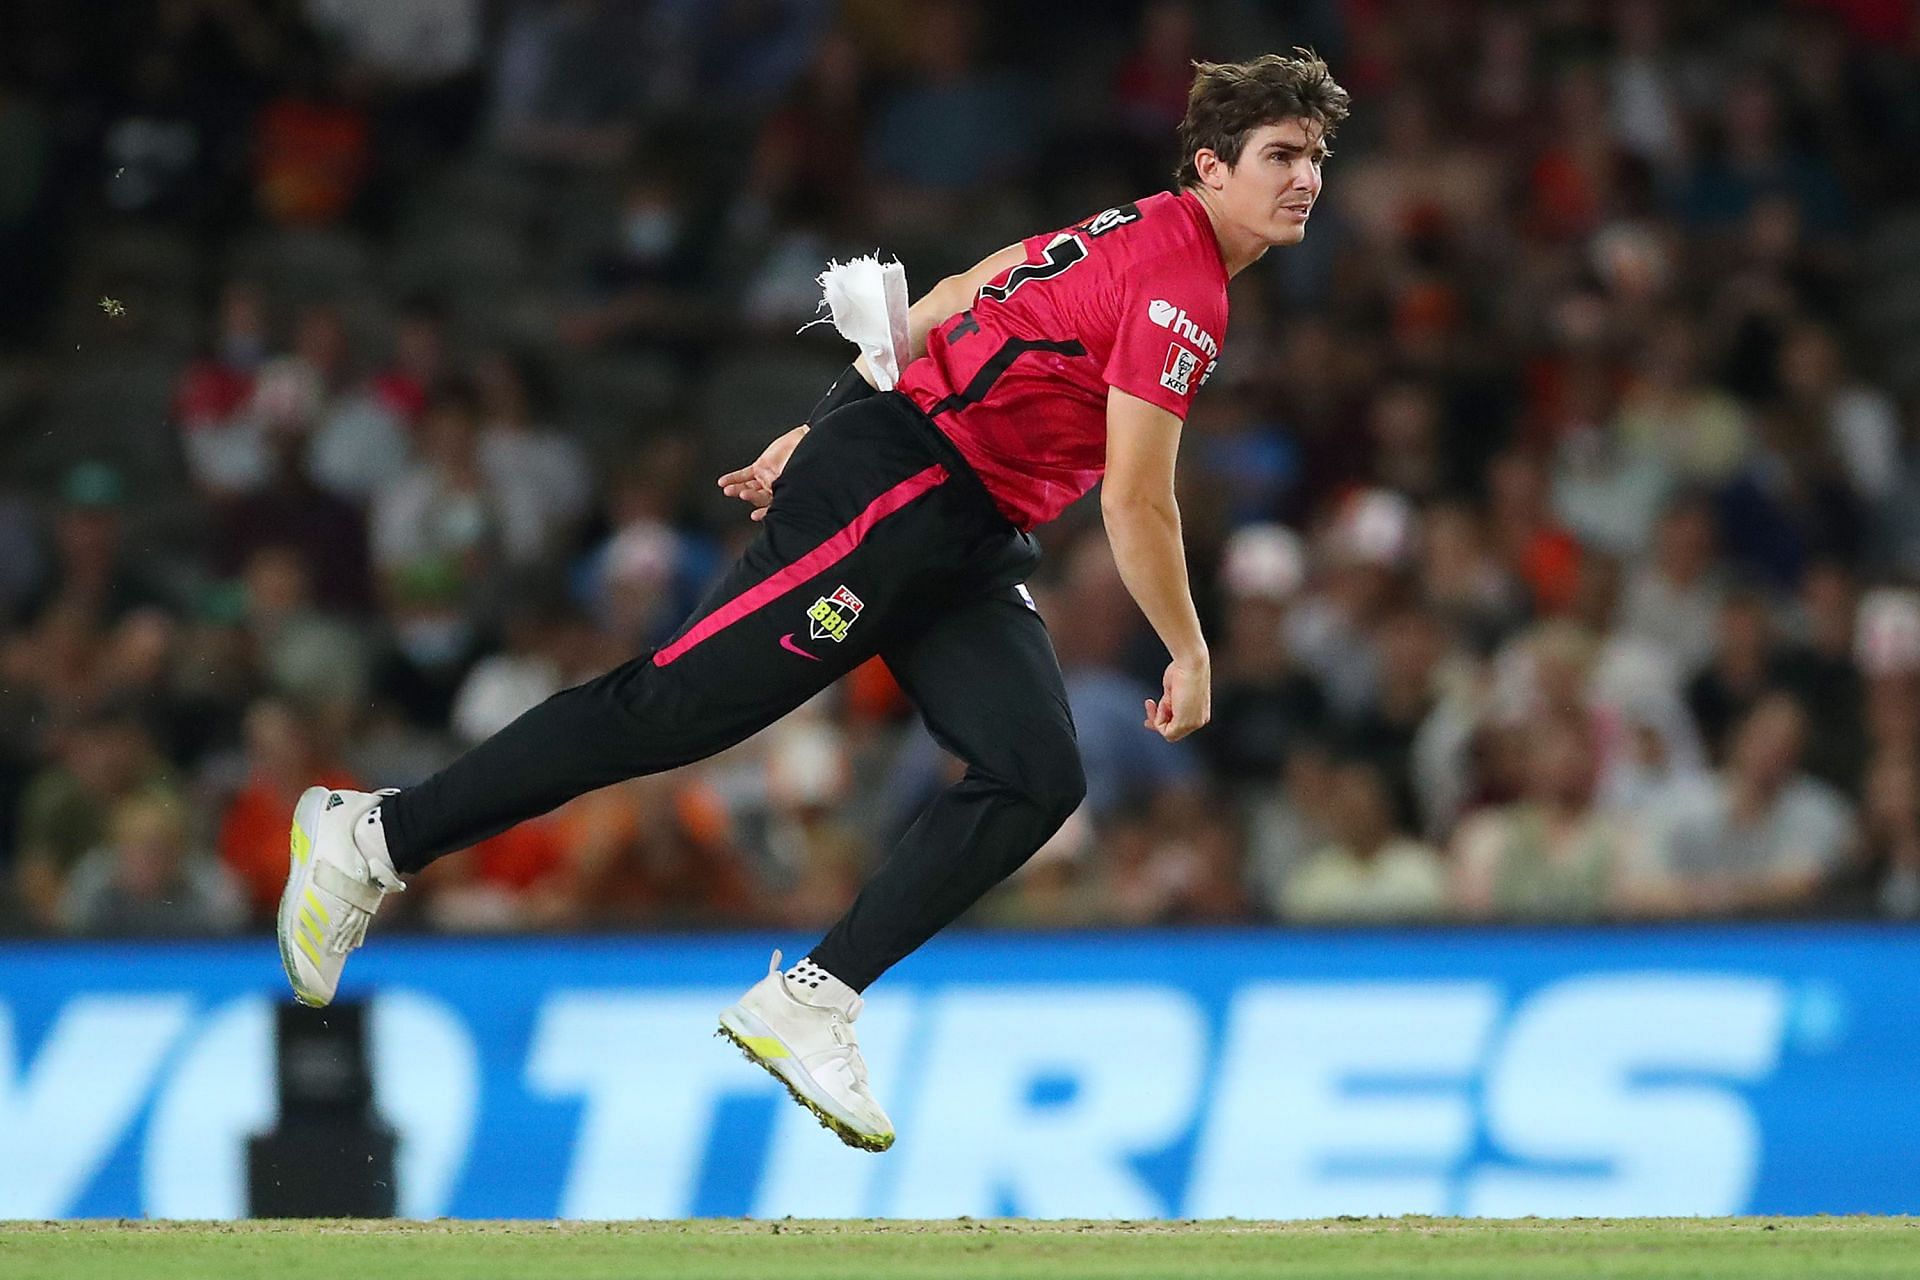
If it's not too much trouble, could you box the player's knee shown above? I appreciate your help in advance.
[1023,747,1086,829]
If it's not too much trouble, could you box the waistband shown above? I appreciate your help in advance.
[877,391,1018,534]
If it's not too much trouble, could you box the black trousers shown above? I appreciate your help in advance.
[379,393,1086,989]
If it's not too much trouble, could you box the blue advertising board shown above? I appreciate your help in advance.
[1,926,1915,1219]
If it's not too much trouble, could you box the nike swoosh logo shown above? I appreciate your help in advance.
[779,633,821,661]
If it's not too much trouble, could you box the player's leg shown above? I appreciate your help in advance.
[718,585,1077,1148]
[278,395,970,1008]
[809,584,1084,989]
[372,522,907,875]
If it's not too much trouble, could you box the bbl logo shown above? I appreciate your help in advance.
[807,584,865,643]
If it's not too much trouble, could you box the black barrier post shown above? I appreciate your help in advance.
[246,1001,398,1218]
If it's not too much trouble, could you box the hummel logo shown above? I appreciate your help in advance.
[1147,299,1218,358]
[326,794,345,810]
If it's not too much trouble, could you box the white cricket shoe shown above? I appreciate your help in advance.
[277,785,404,1008]
[718,950,895,1152]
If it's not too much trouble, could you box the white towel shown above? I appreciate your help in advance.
[805,255,911,390]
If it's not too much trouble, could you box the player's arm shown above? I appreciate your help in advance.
[1101,386,1210,742]
[723,243,1027,515]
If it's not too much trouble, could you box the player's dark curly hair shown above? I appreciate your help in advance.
[1175,50,1351,187]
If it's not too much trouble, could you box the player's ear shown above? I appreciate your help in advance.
[1194,148,1227,190]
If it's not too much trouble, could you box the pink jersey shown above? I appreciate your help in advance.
[897,189,1229,530]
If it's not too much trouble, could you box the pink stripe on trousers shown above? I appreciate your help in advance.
[652,463,949,667]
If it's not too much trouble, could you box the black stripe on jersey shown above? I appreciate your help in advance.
[927,337,1087,417]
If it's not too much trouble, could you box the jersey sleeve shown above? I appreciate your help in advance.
[1101,265,1223,420]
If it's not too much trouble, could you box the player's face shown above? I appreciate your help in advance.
[1219,119,1326,247]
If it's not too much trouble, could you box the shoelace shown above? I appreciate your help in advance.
[329,909,373,956]
[820,1016,872,1092]
[766,951,874,1095]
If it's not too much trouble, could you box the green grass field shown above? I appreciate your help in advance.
[2,1218,1914,1280]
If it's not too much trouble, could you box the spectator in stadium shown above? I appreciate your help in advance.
[488,0,651,168]
[668,0,834,123]
[304,0,486,172]
[1640,693,1855,916]
[1365,379,1452,505]
[101,49,210,224]
[1860,751,1920,917]
[217,696,361,922]
[1200,524,1328,785]
[292,306,415,504]
[1255,317,1368,506]
[60,794,244,936]
[1287,489,1414,720]
[538,772,762,929]
[250,35,372,227]
[1853,596,1920,903]
[1333,86,1498,254]
[242,545,371,720]
[865,0,1037,225]
[164,586,268,774]
[15,703,181,929]
[234,304,363,491]
[1450,713,1644,922]
[1777,561,1868,791]
[1605,0,1684,169]
[1776,320,1902,514]
[1243,737,1340,914]
[1520,63,1618,246]
[1103,787,1253,926]
[755,709,868,930]
[975,805,1103,929]
[1716,410,1865,591]
[370,382,549,598]
[1340,604,1449,835]
[558,164,722,352]
[586,488,707,653]
[1614,315,1750,487]
[367,298,451,426]
[1485,451,1584,617]
[216,426,374,614]
[1617,492,1727,677]
[1045,538,1202,821]
[1416,500,1526,649]
[473,349,592,556]
[1676,72,1849,239]
[1280,760,1447,924]
[1879,409,1920,579]
[174,280,273,498]
[448,594,567,747]
[1112,0,1199,146]
[1554,555,1706,806]
[1688,590,1781,765]
[412,813,572,932]
[17,463,172,633]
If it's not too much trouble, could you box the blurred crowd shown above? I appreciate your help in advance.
[2,0,1920,937]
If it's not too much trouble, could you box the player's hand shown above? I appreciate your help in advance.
[718,424,809,521]
[1145,652,1211,742]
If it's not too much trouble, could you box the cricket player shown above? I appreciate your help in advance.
[278,52,1349,1152]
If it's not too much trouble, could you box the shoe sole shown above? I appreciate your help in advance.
[276,786,331,1008]
[716,1007,894,1153]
